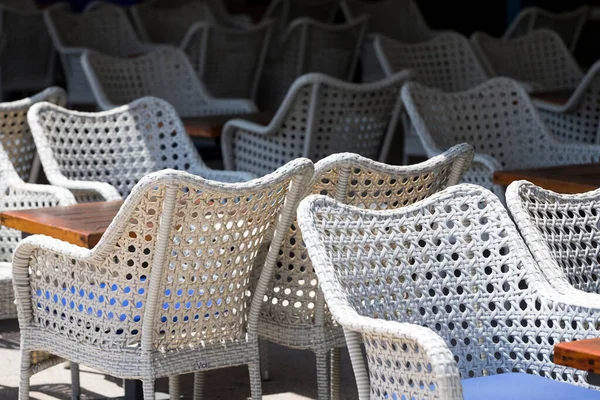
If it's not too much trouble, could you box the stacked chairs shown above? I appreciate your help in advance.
[81,46,257,116]
[402,77,600,199]
[504,5,589,53]
[298,183,600,399]
[44,2,155,105]
[223,71,410,176]
[28,96,255,203]
[259,143,472,399]
[257,16,368,110]
[472,29,583,92]
[14,159,314,400]
[181,20,274,100]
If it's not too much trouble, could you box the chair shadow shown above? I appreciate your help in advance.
[0,383,108,400]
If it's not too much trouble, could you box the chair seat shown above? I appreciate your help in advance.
[463,373,600,400]
[0,262,11,281]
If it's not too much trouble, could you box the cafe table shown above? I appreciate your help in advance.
[182,111,274,139]
[0,201,148,399]
[530,90,572,108]
[493,163,600,194]
[555,339,600,385]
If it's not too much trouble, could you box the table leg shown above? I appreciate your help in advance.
[124,380,143,400]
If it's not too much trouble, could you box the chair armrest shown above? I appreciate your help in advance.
[4,180,76,206]
[49,176,122,202]
[187,165,256,182]
[552,142,600,164]
[204,98,258,115]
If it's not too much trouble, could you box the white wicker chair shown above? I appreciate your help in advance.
[374,33,489,163]
[130,1,215,46]
[259,143,473,399]
[257,16,368,111]
[297,183,600,400]
[28,96,256,203]
[533,60,600,144]
[14,159,314,400]
[82,46,257,116]
[262,0,340,37]
[0,87,66,184]
[402,77,600,200]
[223,71,411,177]
[0,2,56,96]
[504,6,589,53]
[0,144,75,321]
[471,29,584,93]
[44,2,155,105]
[507,180,600,295]
[180,20,274,101]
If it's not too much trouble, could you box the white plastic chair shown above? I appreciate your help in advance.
[257,16,368,111]
[259,143,473,399]
[504,6,589,53]
[472,29,584,92]
[223,71,411,177]
[180,20,274,101]
[44,2,155,105]
[82,46,257,117]
[402,77,600,200]
[14,159,314,400]
[28,96,256,203]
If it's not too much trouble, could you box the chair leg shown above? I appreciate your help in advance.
[169,375,180,400]
[193,372,204,400]
[143,379,155,400]
[259,339,270,380]
[19,350,31,400]
[316,351,331,400]
[70,362,80,400]
[330,348,341,400]
[248,361,263,400]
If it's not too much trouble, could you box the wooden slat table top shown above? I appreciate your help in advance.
[555,339,600,374]
[182,111,274,139]
[493,163,600,194]
[0,201,123,249]
[530,90,572,107]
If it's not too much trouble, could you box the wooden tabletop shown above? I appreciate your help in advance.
[0,201,123,249]
[555,339,600,374]
[493,163,600,194]
[183,111,274,139]
[530,90,572,107]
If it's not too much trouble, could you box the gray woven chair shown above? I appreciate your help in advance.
[374,33,489,163]
[262,0,340,37]
[180,20,273,101]
[472,29,584,93]
[298,183,600,400]
[533,60,600,144]
[257,16,368,111]
[259,143,472,399]
[402,77,600,200]
[0,1,56,96]
[44,2,155,105]
[504,6,589,53]
[28,96,255,203]
[82,46,257,116]
[223,71,411,177]
[14,159,314,400]
[507,180,600,296]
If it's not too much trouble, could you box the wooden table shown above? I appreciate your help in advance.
[182,111,274,139]
[0,201,144,399]
[493,163,600,194]
[530,90,572,107]
[555,339,600,375]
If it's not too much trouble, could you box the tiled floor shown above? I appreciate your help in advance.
[0,319,358,399]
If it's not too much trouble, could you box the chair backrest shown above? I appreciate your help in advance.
[44,2,147,57]
[402,77,559,170]
[261,144,473,331]
[506,181,600,294]
[297,183,589,383]
[28,160,313,351]
[0,87,66,182]
[472,29,584,92]
[263,0,340,35]
[375,33,488,92]
[131,0,215,45]
[181,20,273,100]
[28,97,210,198]
[0,0,38,11]
[341,0,435,42]
[82,46,241,117]
[258,16,368,110]
[504,6,589,52]
[225,71,410,176]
